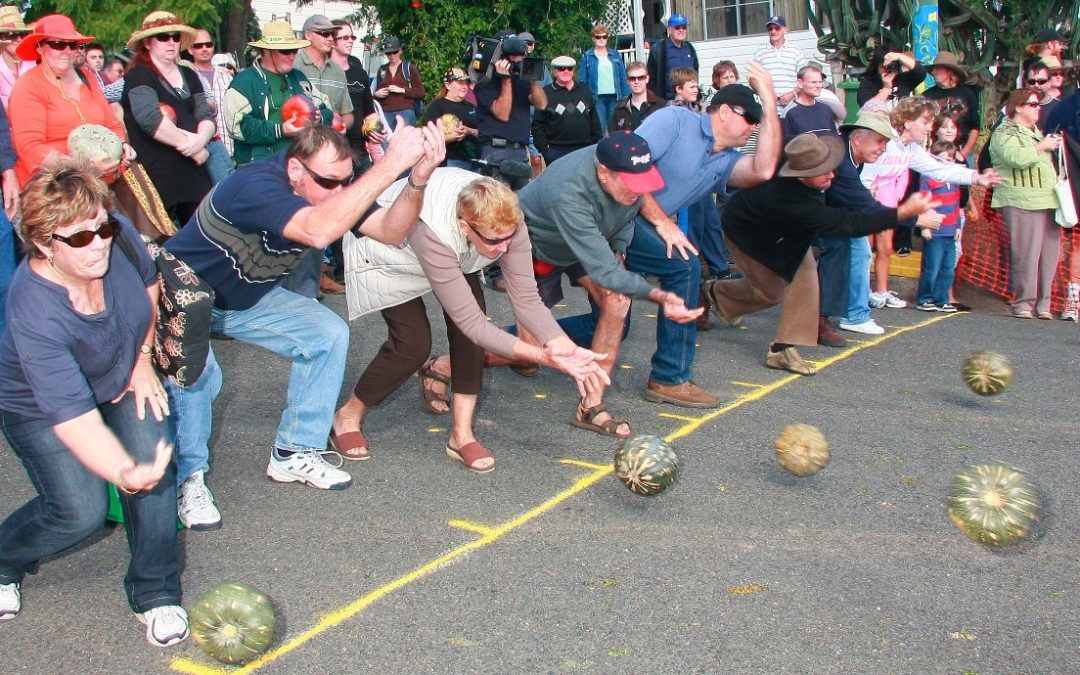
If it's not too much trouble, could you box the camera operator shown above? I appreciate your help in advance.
[474,31,547,190]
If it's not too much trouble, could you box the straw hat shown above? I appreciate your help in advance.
[14,14,93,61]
[127,11,197,52]
[778,133,846,178]
[247,21,310,51]
[0,7,31,34]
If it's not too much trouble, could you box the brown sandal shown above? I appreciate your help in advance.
[418,357,451,415]
[570,400,631,438]
[328,429,370,461]
[445,442,495,474]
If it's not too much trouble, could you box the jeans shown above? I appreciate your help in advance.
[205,140,235,185]
[816,236,850,318]
[385,108,416,128]
[0,395,180,612]
[0,211,14,337]
[844,236,873,324]
[594,94,618,134]
[170,285,349,457]
[688,194,730,277]
[280,247,322,298]
[626,215,701,384]
[917,236,956,305]
[166,348,223,484]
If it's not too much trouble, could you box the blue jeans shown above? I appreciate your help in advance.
[816,236,850,318]
[917,236,956,306]
[205,140,235,185]
[166,348,223,484]
[280,247,322,298]
[170,286,349,459]
[625,216,701,384]
[594,94,618,134]
[0,395,180,612]
[688,195,730,278]
[0,211,14,337]
[385,108,416,128]
[844,236,872,324]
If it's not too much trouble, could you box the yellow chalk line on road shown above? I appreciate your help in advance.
[170,313,954,674]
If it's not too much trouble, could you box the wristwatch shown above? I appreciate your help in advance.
[139,343,153,356]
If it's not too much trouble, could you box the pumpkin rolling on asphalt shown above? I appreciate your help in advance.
[614,434,679,496]
[190,582,276,664]
[962,350,1013,396]
[947,463,1040,546]
[774,423,830,477]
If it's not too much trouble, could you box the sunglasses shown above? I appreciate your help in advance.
[1026,78,1049,85]
[593,34,608,39]
[52,216,118,248]
[1021,100,1041,107]
[300,161,355,189]
[671,25,688,30]
[0,32,24,41]
[553,66,574,72]
[627,74,647,82]
[42,39,82,51]
[384,49,400,55]
[468,223,515,246]
[274,48,299,56]
[335,35,357,41]
[153,33,183,43]
[730,105,759,124]
[312,31,335,38]
[191,41,214,50]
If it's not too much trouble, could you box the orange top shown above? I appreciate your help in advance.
[9,64,126,186]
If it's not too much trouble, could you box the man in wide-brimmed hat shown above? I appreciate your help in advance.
[705,132,939,375]
[925,51,981,161]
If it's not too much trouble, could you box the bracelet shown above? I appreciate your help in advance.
[115,465,137,495]
[407,176,428,190]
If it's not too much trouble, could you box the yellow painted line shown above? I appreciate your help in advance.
[426,427,444,433]
[447,519,496,536]
[658,412,702,423]
[619,364,634,369]
[171,313,954,674]
[533,393,547,399]
[730,380,766,388]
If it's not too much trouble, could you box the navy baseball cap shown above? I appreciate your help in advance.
[766,15,786,28]
[596,131,665,194]
[667,14,688,28]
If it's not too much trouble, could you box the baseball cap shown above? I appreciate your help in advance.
[302,15,334,33]
[667,14,688,28]
[596,131,665,194]
[517,31,536,43]
[766,15,786,28]
[710,84,763,124]
[1035,28,1064,44]
[500,35,528,56]
[382,35,402,52]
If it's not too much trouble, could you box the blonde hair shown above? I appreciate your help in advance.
[889,96,940,132]
[19,162,111,258]
[670,67,698,90]
[457,177,522,235]
[591,24,610,38]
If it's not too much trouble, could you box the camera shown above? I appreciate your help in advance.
[462,34,545,84]
[884,60,902,75]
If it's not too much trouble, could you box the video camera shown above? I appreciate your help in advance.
[462,34,546,84]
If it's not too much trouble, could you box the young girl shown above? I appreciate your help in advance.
[916,140,963,311]
[931,112,972,309]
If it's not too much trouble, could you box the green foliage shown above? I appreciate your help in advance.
[352,0,612,103]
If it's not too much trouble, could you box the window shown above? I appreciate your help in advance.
[704,0,773,39]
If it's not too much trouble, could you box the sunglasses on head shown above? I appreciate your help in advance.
[299,161,355,190]
[468,223,515,246]
[52,216,118,248]
[191,41,214,50]
[1027,78,1049,85]
[153,33,183,43]
[312,30,335,38]
[42,39,82,52]
[627,74,647,82]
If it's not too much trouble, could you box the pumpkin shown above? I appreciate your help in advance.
[614,435,679,496]
[774,423,830,477]
[962,350,1013,396]
[159,102,177,124]
[362,117,385,138]
[331,112,347,132]
[67,124,123,164]
[948,463,1040,546]
[438,113,461,140]
[190,582,276,665]
[281,94,318,127]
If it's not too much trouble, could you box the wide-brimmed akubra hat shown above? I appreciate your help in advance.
[0,7,31,35]
[929,51,967,83]
[778,133,846,178]
[15,14,93,61]
[839,110,898,141]
[248,21,310,51]
[126,11,197,53]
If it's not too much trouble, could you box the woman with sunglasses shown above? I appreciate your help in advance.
[422,66,478,170]
[0,164,188,647]
[335,169,608,473]
[8,14,134,188]
[121,11,214,225]
[988,88,1064,319]
[579,24,629,134]
[0,6,32,109]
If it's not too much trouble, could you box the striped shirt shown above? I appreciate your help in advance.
[753,41,807,97]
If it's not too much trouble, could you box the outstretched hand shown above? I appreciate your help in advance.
[659,291,704,323]
[656,220,699,260]
[542,338,612,399]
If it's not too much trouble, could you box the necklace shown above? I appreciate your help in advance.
[44,62,86,123]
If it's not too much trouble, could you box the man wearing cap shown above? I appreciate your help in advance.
[518,31,552,87]
[754,15,807,107]
[474,31,547,190]
[296,15,354,133]
[924,52,980,162]
[531,56,601,166]
[646,13,698,101]
[1021,59,1062,130]
[706,133,938,375]
[629,64,781,406]
[223,21,334,166]
[506,132,701,438]
[374,36,425,127]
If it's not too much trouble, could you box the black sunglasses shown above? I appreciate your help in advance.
[627,74,647,82]
[468,223,515,246]
[300,161,355,189]
[312,30,335,38]
[52,216,118,248]
[1026,78,1049,85]
[553,66,574,72]
[0,32,24,41]
[190,41,214,50]
[593,34,609,39]
[153,33,183,43]
[274,48,299,55]
[42,39,81,51]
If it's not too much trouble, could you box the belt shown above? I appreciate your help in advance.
[485,138,526,150]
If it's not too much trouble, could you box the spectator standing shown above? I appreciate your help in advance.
[83,42,105,73]
[0,7,32,109]
[924,52,980,162]
[422,66,479,170]
[532,55,601,165]
[579,24,629,133]
[374,36,424,127]
[610,60,661,132]
[754,15,807,108]
[856,48,927,108]
[1047,83,1080,320]
[330,19,383,170]
[781,64,837,141]
[103,58,125,83]
[0,99,17,337]
[187,28,235,183]
[646,13,698,101]
[296,15,354,132]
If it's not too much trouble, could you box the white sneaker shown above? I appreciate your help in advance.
[839,318,886,335]
[0,582,20,621]
[267,449,352,490]
[868,291,887,309]
[178,471,222,530]
[1062,301,1078,322]
[137,605,189,647]
[869,290,907,308]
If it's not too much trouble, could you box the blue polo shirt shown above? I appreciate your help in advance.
[635,106,742,213]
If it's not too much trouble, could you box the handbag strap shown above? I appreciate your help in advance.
[1059,143,1068,180]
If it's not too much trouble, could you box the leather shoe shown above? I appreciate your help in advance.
[765,345,817,376]
[703,280,742,326]
[696,287,711,331]
[643,380,721,408]
[320,273,346,294]
[817,317,845,348]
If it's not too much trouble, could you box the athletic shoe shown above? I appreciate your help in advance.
[838,318,885,335]
[136,605,189,647]
[1036,310,1053,320]
[0,582,20,621]
[1061,306,1078,322]
[916,301,938,312]
[896,246,912,257]
[869,290,907,308]
[868,291,887,309]
[267,448,352,490]
[177,471,222,530]
[937,303,959,313]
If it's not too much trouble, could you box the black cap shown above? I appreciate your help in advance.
[500,35,528,56]
[710,84,762,123]
[1035,28,1064,44]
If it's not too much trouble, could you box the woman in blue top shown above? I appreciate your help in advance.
[0,165,186,647]
[579,24,629,134]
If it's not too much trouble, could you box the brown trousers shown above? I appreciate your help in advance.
[1001,206,1060,314]
[710,237,819,346]
[352,272,486,404]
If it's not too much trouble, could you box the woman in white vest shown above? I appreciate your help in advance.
[334,168,608,473]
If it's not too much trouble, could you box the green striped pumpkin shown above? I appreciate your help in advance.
[948,463,1040,546]
[962,350,1013,396]
[614,435,679,496]
[190,582,276,664]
